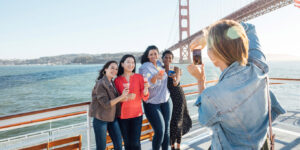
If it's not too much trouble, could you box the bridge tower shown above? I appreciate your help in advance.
[179,0,191,63]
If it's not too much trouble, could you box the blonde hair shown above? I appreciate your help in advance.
[207,20,249,66]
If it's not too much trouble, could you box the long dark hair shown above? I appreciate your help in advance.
[162,50,174,59]
[117,54,136,76]
[97,60,118,80]
[140,45,159,64]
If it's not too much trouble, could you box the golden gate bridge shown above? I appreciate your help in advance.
[168,0,294,63]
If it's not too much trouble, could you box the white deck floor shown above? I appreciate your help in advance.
[140,111,300,150]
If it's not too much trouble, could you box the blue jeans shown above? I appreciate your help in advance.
[93,118,122,150]
[118,116,143,150]
[143,100,173,150]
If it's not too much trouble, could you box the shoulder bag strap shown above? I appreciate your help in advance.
[266,77,275,150]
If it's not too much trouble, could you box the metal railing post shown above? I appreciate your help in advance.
[86,106,91,149]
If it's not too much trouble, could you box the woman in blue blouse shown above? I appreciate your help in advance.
[139,45,172,150]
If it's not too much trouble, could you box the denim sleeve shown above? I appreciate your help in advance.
[195,94,221,126]
[240,22,266,63]
[269,90,286,121]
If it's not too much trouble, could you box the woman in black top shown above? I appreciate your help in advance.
[162,50,192,150]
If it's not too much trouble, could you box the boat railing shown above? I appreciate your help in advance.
[0,102,91,149]
[0,78,299,149]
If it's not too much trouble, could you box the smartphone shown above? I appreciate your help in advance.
[193,49,202,65]
[168,70,175,76]
[168,65,175,76]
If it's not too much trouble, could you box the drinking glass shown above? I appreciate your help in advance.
[143,74,148,83]
[123,83,130,89]
[123,83,130,101]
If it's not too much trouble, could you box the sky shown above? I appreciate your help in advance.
[0,0,300,60]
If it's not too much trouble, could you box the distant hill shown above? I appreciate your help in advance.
[0,52,143,65]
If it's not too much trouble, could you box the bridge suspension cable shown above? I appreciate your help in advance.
[168,0,294,52]
[165,1,179,49]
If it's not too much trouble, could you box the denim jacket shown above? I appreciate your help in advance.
[195,23,285,150]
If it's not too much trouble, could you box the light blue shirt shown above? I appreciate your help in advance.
[195,23,285,150]
[139,61,170,104]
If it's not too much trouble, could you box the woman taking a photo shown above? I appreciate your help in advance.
[139,45,172,150]
[114,54,149,150]
[162,50,192,150]
[187,20,285,149]
[89,61,128,150]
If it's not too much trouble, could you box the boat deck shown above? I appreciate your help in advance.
[139,111,300,150]
[1,106,299,150]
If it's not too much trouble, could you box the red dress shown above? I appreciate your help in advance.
[114,74,149,119]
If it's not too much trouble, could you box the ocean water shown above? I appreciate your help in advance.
[0,61,300,117]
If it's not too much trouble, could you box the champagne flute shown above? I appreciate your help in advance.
[143,74,149,83]
[157,66,165,76]
[123,83,130,89]
[123,83,130,101]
